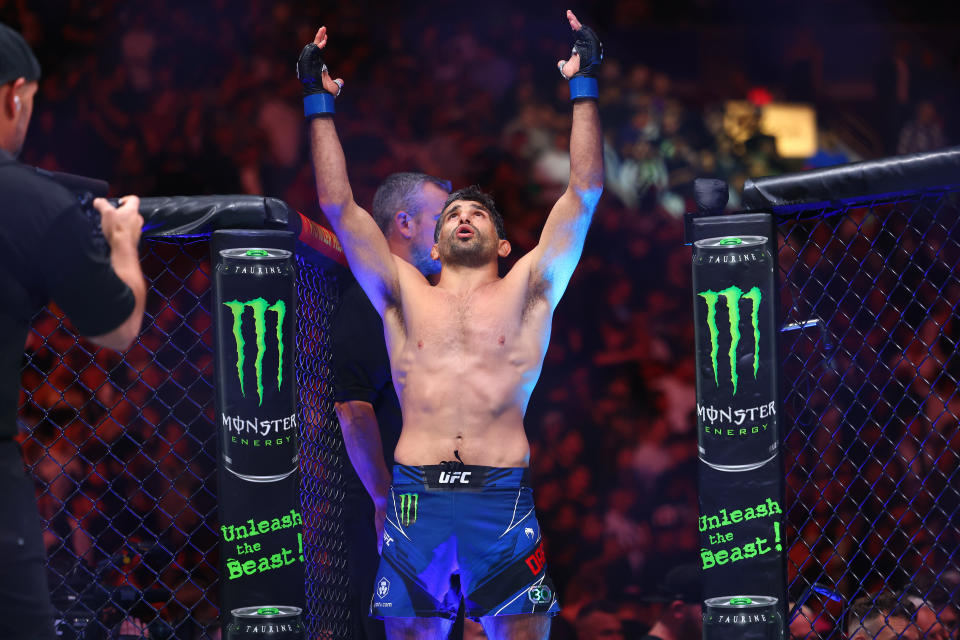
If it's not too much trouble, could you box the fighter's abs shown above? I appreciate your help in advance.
[388,283,550,466]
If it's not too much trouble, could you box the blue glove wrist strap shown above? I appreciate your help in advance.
[303,92,335,117]
[569,76,598,100]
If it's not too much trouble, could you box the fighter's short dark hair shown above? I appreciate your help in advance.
[435,186,505,242]
[371,172,451,236]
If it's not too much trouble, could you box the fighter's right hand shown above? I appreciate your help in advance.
[95,195,143,249]
[297,26,344,97]
[558,10,603,80]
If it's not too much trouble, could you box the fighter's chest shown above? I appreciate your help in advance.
[408,289,523,351]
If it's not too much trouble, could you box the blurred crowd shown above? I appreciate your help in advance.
[3,0,960,637]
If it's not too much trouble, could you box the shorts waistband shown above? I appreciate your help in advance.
[392,464,530,490]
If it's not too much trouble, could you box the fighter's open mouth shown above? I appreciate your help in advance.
[456,225,475,239]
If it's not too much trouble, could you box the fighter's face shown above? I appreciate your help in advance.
[433,199,505,267]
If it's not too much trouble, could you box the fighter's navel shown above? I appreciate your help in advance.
[417,340,424,349]
[498,335,505,345]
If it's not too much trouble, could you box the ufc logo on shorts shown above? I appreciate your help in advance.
[438,471,472,484]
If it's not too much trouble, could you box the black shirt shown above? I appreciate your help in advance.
[0,150,134,439]
[330,277,402,500]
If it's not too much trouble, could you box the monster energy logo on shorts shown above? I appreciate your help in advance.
[223,298,287,405]
[698,286,761,394]
[399,493,418,526]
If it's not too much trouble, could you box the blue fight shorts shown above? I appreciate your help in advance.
[371,464,560,620]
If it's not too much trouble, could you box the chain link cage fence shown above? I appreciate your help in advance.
[746,150,960,638]
[18,234,348,639]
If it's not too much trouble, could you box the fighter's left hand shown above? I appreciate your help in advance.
[298,25,345,97]
[557,10,603,80]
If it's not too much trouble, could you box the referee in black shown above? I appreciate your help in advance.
[0,23,147,639]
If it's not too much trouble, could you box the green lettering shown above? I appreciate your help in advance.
[269,300,286,393]
[242,560,257,575]
[701,548,715,569]
[730,510,743,523]
[697,285,762,394]
[224,301,247,397]
[223,298,287,406]
[399,493,419,526]
[756,537,771,555]
[257,556,271,573]
[715,550,729,565]
[743,287,761,379]
[227,559,243,579]
[718,286,743,393]
[699,290,721,386]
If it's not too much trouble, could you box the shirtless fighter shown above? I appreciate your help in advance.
[298,10,603,639]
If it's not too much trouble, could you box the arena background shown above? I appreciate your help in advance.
[4,0,960,637]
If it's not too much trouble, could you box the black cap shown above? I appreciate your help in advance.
[647,564,702,604]
[0,22,41,86]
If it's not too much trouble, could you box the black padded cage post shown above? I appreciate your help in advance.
[742,148,960,638]
[18,195,350,639]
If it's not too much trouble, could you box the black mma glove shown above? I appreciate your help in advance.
[571,24,603,79]
[561,20,603,100]
[298,42,337,116]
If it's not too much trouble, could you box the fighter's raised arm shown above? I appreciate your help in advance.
[525,10,604,309]
[300,27,402,318]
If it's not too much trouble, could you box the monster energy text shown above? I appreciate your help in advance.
[399,493,419,526]
[692,237,779,473]
[223,412,297,437]
[215,247,297,483]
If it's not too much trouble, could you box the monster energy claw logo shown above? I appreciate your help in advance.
[399,493,418,526]
[224,298,286,405]
[698,286,761,394]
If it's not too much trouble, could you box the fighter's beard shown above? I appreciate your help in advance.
[441,229,493,268]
